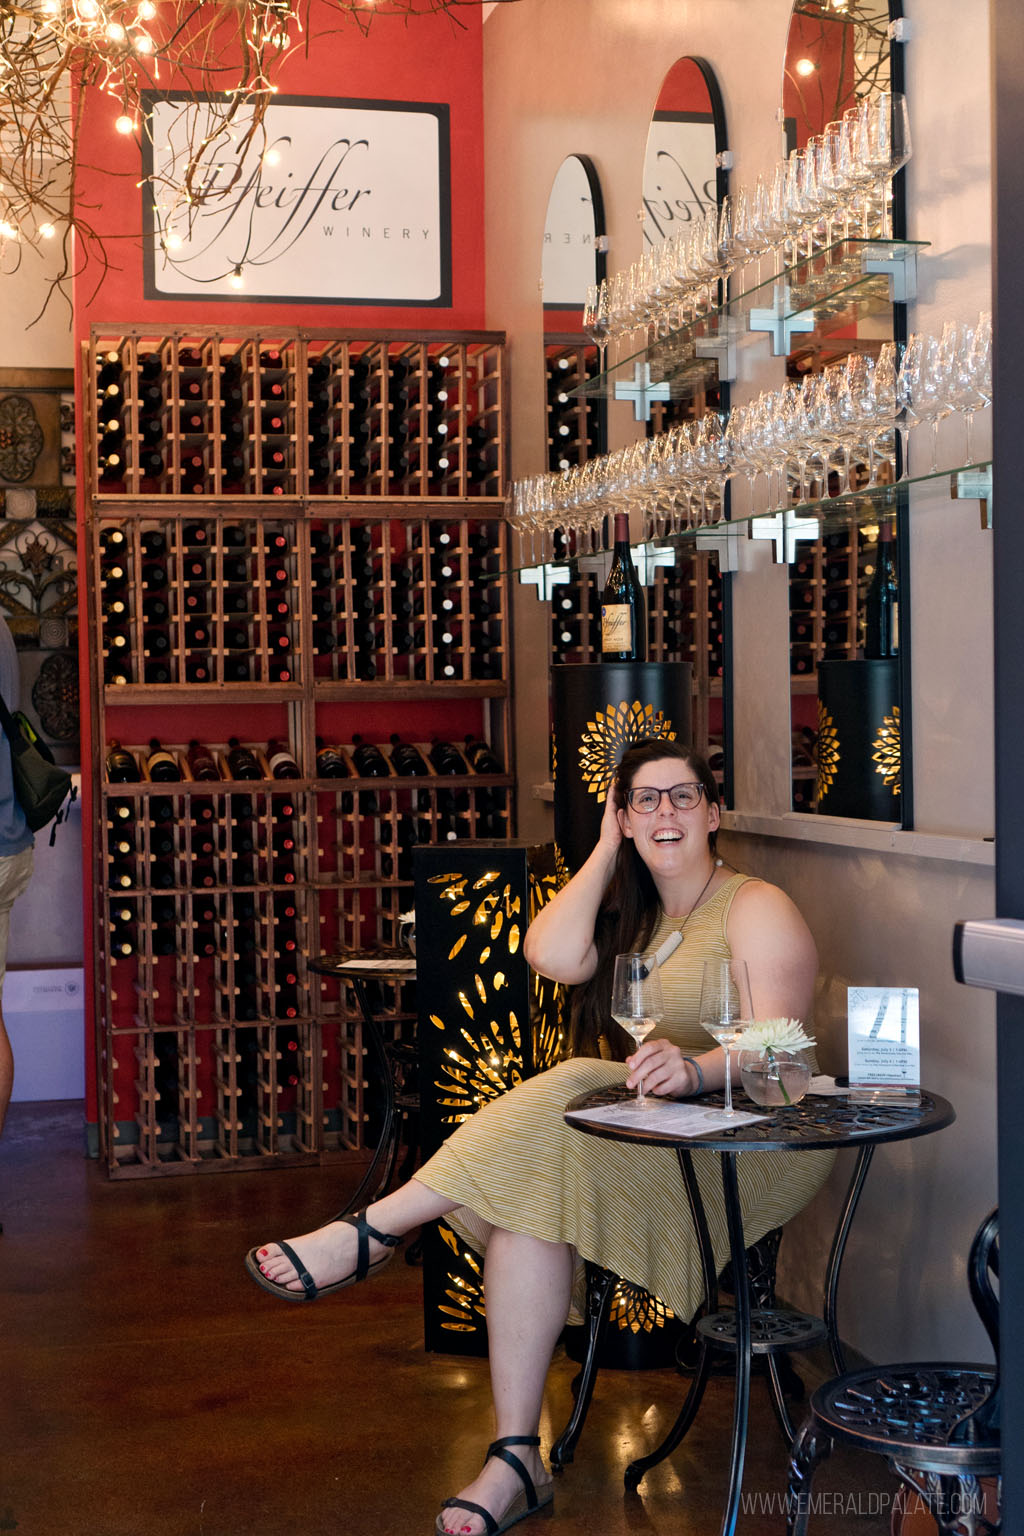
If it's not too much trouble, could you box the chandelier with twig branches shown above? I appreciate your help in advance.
[0,0,517,312]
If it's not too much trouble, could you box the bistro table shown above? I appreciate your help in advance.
[564,1084,955,1536]
[309,950,418,1216]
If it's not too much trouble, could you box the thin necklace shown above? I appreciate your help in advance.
[649,858,726,969]
[674,857,723,937]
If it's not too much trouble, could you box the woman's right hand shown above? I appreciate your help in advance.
[598,780,624,851]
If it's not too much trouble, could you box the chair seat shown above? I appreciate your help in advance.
[809,1361,1000,1477]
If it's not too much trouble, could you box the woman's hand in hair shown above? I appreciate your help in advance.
[598,780,624,852]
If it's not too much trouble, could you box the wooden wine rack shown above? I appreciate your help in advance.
[91,330,506,500]
[87,327,512,1177]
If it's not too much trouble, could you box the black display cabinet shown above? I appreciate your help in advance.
[816,658,901,821]
[414,841,564,1355]
[551,661,693,874]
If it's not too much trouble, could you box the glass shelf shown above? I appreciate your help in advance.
[508,460,990,584]
[575,237,930,403]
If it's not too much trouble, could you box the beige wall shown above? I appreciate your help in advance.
[484,0,997,1363]
[0,248,74,370]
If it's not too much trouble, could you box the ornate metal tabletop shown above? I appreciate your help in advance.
[564,1083,955,1153]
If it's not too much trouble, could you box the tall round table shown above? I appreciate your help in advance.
[564,1085,955,1536]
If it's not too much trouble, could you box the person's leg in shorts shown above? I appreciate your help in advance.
[0,845,35,1138]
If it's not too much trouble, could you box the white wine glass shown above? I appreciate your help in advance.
[699,958,753,1117]
[611,953,665,1107]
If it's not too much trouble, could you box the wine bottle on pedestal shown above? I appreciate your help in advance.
[600,513,647,661]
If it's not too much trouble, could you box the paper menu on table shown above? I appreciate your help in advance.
[847,986,920,1089]
[566,1100,768,1136]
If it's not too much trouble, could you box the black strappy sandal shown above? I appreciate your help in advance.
[435,1435,554,1536]
[244,1210,401,1302]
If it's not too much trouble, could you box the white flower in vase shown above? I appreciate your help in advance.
[741,1018,816,1106]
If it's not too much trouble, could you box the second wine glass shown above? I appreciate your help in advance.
[699,958,753,1118]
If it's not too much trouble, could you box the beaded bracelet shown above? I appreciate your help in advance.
[681,1055,705,1094]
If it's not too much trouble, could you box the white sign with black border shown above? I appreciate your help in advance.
[142,92,452,305]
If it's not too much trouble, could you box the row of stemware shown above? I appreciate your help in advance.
[512,313,991,563]
[583,90,912,370]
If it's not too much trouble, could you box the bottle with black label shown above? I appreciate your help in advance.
[600,513,647,661]
[106,741,140,783]
[863,520,899,659]
[226,738,262,781]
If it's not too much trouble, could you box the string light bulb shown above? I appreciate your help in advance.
[229,264,244,288]
[115,114,135,135]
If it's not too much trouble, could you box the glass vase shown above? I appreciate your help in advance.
[738,1048,811,1107]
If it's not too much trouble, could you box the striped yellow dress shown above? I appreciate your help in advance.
[415,874,835,1323]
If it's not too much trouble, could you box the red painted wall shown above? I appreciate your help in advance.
[71,3,485,336]
[74,4,487,1125]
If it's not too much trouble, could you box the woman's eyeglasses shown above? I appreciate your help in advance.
[625,782,707,814]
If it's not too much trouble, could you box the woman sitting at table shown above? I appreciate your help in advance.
[246,737,833,1536]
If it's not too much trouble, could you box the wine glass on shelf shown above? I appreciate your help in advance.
[611,954,665,1107]
[699,958,753,1118]
[864,90,912,239]
[583,282,610,376]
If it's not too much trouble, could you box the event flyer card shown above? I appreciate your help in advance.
[847,986,920,1092]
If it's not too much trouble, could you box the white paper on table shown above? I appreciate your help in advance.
[808,1075,848,1096]
[566,1100,768,1136]
[332,958,416,972]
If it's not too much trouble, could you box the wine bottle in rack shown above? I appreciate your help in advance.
[226,738,262,781]
[463,735,502,774]
[267,740,300,779]
[187,739,221,782]
[109,900,137,958]
[429,738,467,775]
[600,513,647,662]
[351,736,390,778]
[315,741,349,779]
[146,739,181,783]
[150,896,179,956]
[388,735,428,776]
[863,520,899,659]
[108,857,136,891]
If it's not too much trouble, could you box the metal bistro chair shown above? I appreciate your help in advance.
[787,1208,1000,1536]
[551,1224,805,1473]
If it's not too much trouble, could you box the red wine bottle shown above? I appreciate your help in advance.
[187,740,221,782]
[600,513,647,661]
[863,521,899,659]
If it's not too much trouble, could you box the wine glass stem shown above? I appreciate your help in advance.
[636,1075,645,1106]
[722,1046,734,1115]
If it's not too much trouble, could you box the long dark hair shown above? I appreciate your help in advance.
[567,739,720,1061]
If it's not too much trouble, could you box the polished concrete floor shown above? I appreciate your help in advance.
[1,1102,901,1536]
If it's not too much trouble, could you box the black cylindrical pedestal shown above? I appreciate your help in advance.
[816,658,900,820]
[552,662,693,875]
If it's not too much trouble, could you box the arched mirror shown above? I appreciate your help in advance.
[642,56,725,249]
[541,154,606,478]
[538,155,609,662]
[640,58,729,794]
[779,3,909,824]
